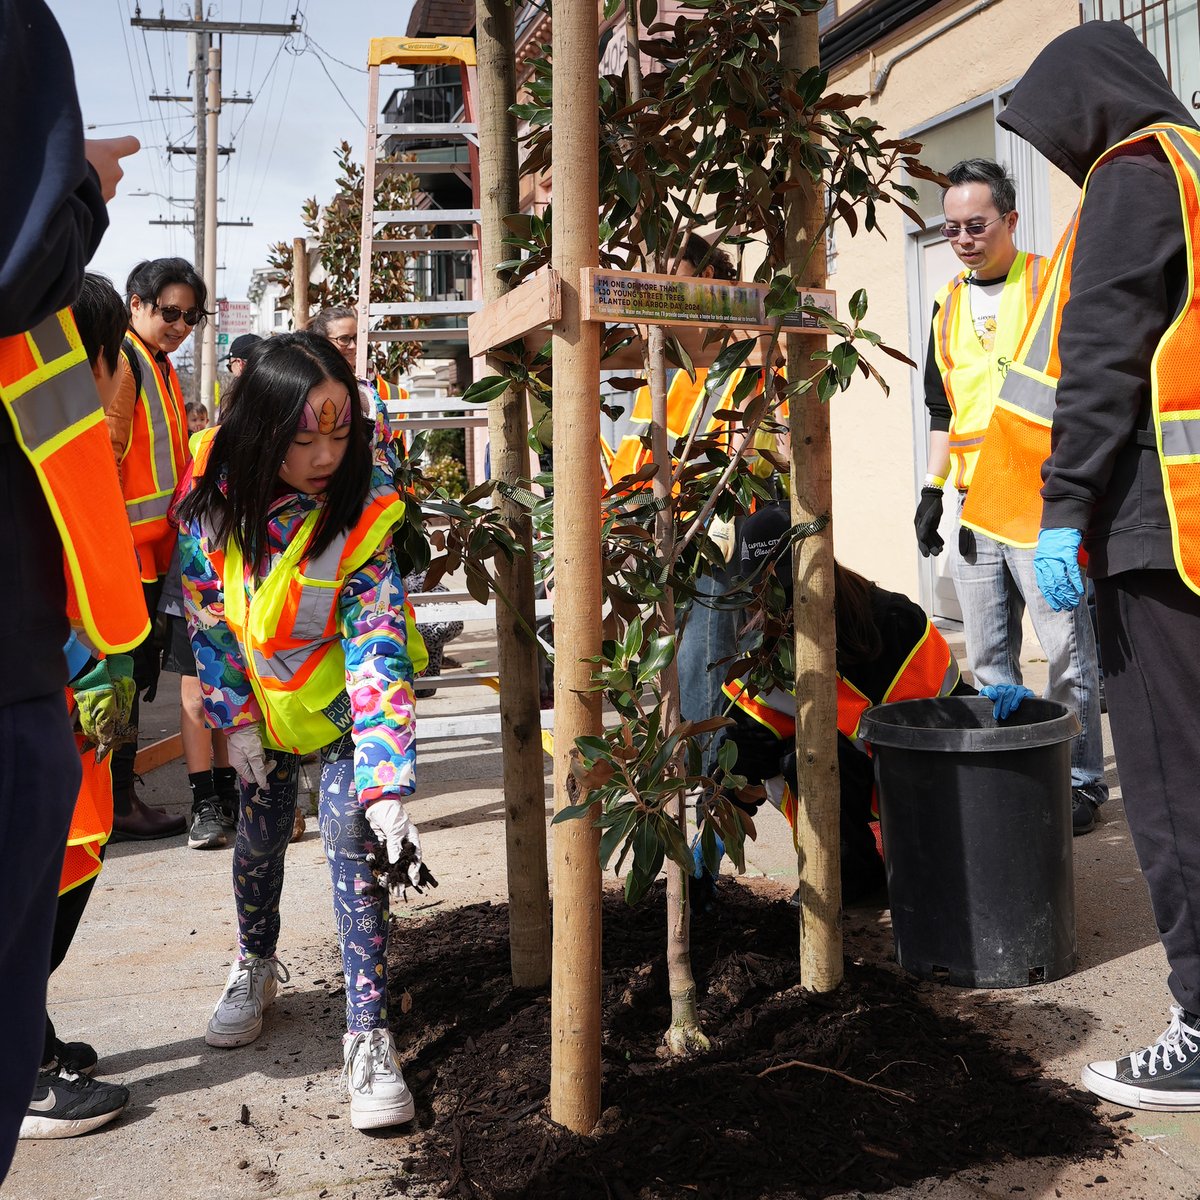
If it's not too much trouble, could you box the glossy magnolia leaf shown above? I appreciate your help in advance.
[707,336,756,385]
[637,634,676,682]
[461,375,510,405]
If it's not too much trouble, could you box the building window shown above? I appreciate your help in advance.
[1087,1,1200,110]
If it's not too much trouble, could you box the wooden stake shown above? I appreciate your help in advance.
[549,0,603,1135]
[292,237,309,331]
[780,7,843,993]
[475,0,552,990]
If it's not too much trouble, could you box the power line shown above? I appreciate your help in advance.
[304,38,365,129]
[115,0,176,253]
[302,31,367,74]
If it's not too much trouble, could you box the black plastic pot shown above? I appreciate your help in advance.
[858,696,1080,989]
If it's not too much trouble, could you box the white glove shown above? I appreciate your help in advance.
[226,725,276,792]
[366,798,421,873]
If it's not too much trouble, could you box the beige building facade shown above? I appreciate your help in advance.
[823,0,1198,622]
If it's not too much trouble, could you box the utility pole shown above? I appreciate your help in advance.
[201,41,221,411]
[132,6,300,400]
[192,0,207,297]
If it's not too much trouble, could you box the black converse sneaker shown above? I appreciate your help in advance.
[1081,1006,1200,1111]
[19,1062,129,1138]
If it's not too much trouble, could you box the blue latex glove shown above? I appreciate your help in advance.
[691,831,725,879]
[979,683,1036,721]
[1034,527,1084,612]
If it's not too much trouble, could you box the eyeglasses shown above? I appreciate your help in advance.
[939,213,1011,241]
[329,333,358,349]
[154,303,206,326]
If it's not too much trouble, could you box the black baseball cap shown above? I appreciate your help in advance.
[224,333,262,361]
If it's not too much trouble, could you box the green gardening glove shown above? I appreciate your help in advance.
[74,654,137,761]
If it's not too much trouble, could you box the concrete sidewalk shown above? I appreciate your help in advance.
[4,625,1200,1199]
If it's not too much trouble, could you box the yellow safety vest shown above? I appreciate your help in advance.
[213,485,426,753]
[931,250,1045,491]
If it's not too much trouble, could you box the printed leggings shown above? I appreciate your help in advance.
[233,749,390,1032]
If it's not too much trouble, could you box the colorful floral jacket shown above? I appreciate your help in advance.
[179,454,416,804]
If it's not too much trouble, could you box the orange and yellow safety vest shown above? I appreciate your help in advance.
[122,330,190,582]
[0,309,148,653]
[962,123,1200,577]
[723,617,959,841]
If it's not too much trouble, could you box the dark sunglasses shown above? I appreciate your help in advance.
[153,302,206,327]
[939,213,1011,241]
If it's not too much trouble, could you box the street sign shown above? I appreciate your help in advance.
[218,299,253,337]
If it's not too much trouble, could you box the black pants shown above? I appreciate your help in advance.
[43,859,101,1064]
[1094,569,1200,1014]
[0,693,79,1180]
[109,578,164,815]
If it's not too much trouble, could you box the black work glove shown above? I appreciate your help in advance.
[914,486,944,557]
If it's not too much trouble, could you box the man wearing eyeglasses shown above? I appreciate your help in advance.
[100,256,209,841]
[917,158,1107,836]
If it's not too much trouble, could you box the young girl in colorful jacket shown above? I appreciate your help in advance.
[176,332,425,1131]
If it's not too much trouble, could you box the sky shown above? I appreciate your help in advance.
[56,0,418,309]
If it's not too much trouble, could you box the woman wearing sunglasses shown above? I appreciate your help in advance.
[102,256,208,841]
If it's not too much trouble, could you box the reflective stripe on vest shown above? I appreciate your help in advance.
[210,483,425,752]
[932,251,1045,491]
[123,331,190,580]
[374,376,408,403]
[963,123,1200,573]
[0,310,149,653]
[960,220,1078,547]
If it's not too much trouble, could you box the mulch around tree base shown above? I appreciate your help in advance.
[386,878,1121,1199]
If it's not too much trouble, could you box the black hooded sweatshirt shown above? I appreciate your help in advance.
[998,20,1195,578]
[0,0,109,703]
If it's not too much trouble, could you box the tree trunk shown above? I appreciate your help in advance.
[621,4,708,1057]
[475,0,552,991]
[779,7,843,992]
[549,0,604,1134]
[646,326,710,1056]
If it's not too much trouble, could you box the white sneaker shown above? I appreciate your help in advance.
[205,956,290,1048]
[342,1028,415,1130]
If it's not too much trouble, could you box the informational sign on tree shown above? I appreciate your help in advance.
[580,269,836,332]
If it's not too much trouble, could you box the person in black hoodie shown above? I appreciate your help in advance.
[0,0,137,1176]
[1002,21,1200,1111]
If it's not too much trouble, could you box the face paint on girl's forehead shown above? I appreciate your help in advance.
[298,391,352,434]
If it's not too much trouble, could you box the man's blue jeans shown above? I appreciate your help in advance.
[950,500,1108,803]
[678,566,739,777]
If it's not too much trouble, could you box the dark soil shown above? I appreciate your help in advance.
[386,878,1121,1200]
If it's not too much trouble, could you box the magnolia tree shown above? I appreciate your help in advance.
[468,0,933,1058]
[268,140,422,379]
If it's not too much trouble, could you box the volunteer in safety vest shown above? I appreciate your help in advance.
[694,504,1031,909]
[176,332,426,1133]
[8,271,148,1145]
[101,257,205,841]
[0,6,143,1166]
[998,22,1200,1113]
[917,158,1108,837]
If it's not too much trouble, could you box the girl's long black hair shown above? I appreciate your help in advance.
[177,332,372,569]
